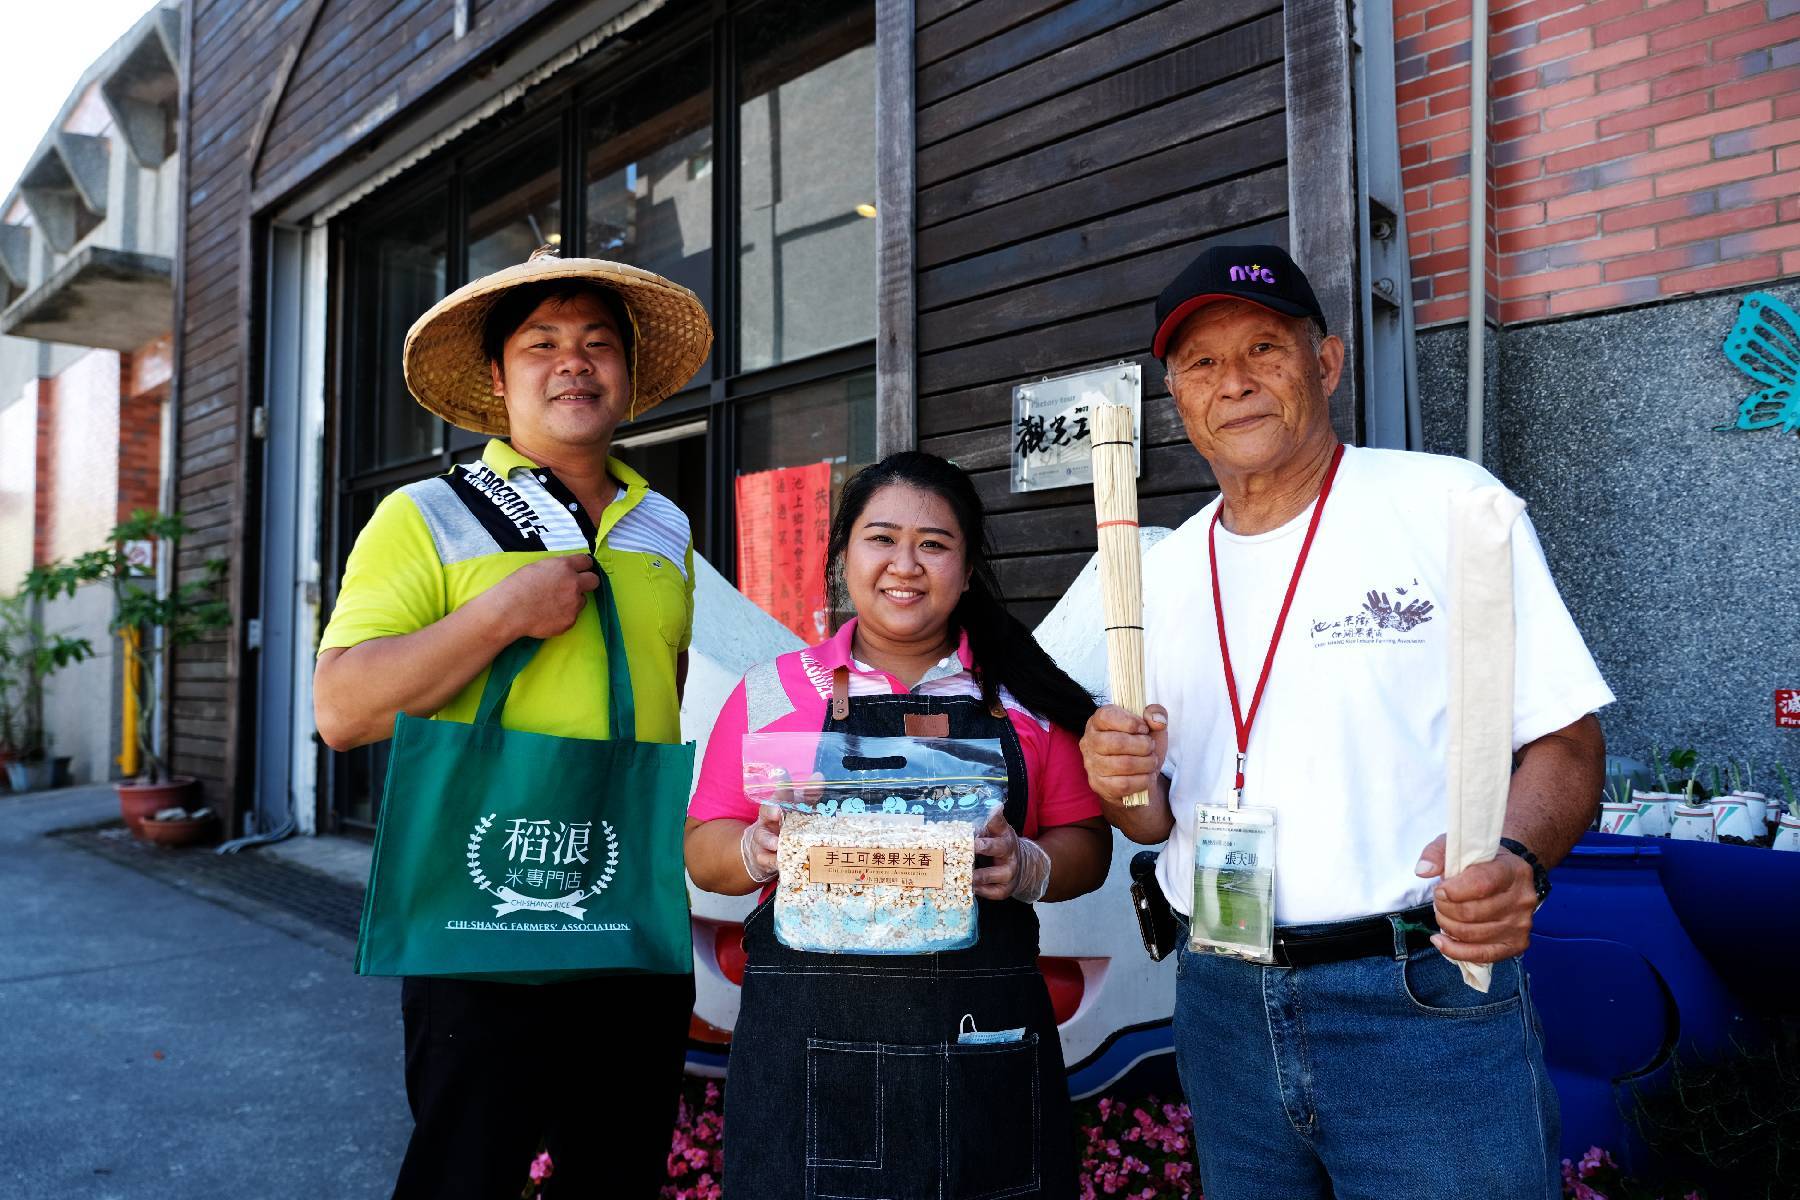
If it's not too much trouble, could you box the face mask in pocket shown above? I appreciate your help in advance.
[956,1014,1025,1045]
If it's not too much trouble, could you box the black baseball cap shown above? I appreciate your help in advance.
[1151,244,1325,360]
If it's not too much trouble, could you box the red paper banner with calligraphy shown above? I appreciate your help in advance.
[735,462,832,642]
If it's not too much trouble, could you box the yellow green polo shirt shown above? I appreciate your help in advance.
[319,438,693,743]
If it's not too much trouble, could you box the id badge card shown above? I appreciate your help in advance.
[1189,804,1277,964]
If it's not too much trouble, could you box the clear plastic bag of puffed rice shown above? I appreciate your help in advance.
[743,733,1007,954]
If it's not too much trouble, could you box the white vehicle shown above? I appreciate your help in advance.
[680,538,1178,1097]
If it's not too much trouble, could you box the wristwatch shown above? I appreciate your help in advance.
[1498,837,1552,908]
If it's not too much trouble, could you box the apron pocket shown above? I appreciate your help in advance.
[806,1039,884,1168]
[802,1035,1043,1200]
[945,1033,1042,1200]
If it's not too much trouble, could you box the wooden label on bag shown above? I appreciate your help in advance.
[807,846,945,888]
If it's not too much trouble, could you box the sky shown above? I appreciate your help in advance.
[0,0,166,199]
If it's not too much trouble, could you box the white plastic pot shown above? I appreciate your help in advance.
[1709,796,1758,841]
[1670,805,1717,843]
[1774,814,1800,853]
[1599,802,1641,835]
[1727,791,1768,830]
[1630,791,1675,837]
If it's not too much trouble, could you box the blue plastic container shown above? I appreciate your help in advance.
[1524,831,1797,1169]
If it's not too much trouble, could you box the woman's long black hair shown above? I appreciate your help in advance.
[826,451,1098,738]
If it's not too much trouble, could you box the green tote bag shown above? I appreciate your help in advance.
[355,569,694,982]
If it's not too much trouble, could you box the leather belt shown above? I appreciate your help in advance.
[1269,903,1439,968]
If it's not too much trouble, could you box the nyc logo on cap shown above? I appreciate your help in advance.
[1229,263,1277,284]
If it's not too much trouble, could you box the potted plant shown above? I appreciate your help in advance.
[1669,759,1717,843]
[1722,761,1769,833]
[1656,744,1710,803]
[0,591,94,793]
[1775,766,1800,854]
[1617,771,1675,837]
[28,510,229,834]
[1702,764,1758,843]
[137,804,220,847]
[1601,775,1645,835]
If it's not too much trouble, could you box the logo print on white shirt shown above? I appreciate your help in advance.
[1310,581,1436,647]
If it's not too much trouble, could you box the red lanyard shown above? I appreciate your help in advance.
[1208,443,1345,805]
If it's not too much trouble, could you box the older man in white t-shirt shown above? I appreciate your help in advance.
[1081,243,1610,1200]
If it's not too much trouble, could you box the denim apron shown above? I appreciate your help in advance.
[722,678,1078,1200]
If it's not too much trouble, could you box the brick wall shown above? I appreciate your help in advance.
[117,346,166,526]
[32,379,54,568]
[1399,0,1800,327]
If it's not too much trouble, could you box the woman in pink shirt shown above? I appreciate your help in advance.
[686,451,1111,1199]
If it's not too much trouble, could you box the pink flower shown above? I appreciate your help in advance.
[529,1151,554,1183]
[1578,1146,1614,1177]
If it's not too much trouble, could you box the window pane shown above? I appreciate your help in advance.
[357,188,448,473]
[585,41,714,370]
[612,418,711,558]
[733,369,875,638]
[466,130,562,280]
[737,1,877,372]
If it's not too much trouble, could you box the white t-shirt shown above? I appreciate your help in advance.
[1146,446,1613,925]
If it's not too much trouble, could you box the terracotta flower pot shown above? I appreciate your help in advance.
[117,777,199,835]
[137,812,220,848]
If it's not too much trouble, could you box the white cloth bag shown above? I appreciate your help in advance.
[1444,486,1527,992]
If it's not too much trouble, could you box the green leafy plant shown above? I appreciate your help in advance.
[27,510,229,784]
[1778,765,1798,819]
[0,593,94,764]
[1654,747,1710,803]
[1607,775,1636,807]
[1683,763,1705,807]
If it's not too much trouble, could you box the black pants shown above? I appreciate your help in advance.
[394,972,696,1199]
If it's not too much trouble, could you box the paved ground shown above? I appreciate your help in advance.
[0,786,410,1199]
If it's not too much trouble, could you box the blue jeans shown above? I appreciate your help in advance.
[1171,919,1560,1200]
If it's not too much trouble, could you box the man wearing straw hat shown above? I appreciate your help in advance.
[314,247,711,1197]
[1079,243,1612,1199]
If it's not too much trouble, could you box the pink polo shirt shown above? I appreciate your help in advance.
[688,619,1102,838]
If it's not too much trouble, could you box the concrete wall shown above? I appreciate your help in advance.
[0,380,37,591]
[46,348,121,562]
[38,583,119,785]
[1418,282,1800,775]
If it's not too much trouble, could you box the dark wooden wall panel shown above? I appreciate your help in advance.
[911,0,1287,616]
[171,0,579,818]
[251,0,566,196]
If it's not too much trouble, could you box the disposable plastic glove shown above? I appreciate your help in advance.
[973,804,1052,903]
[740,802,782,885]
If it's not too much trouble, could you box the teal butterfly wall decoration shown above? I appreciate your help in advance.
[1718,291,1800,435]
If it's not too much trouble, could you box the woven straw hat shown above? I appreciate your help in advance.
[403,246,714,436]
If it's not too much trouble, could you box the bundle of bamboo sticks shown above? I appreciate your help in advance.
[1090,402,1148,807]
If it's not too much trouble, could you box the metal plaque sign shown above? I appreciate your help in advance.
[123,540,156,576]
[1010,362,1141,494]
